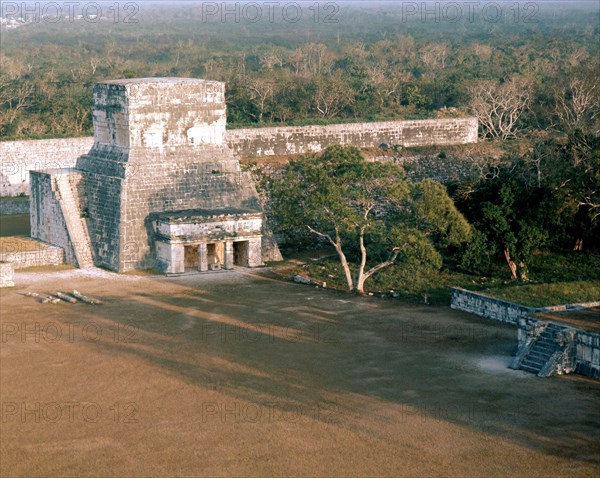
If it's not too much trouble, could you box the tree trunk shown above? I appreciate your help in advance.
[336,244,354,292]
[357,249,402,295]
[573,238,583,251]
[355,229,368,294]
[518,261,528,281]
[503,248,518,280]
[306,225,354,291]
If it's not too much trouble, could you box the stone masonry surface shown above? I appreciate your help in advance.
[0,241,64,269]
[451,288,600,379]
[227,118,478,158]
[75,79,265,271]
[2,119,478,196]
[30,170,78,266]
[0,261,14,287]
[1,137,93,196]
[0,198,30,215]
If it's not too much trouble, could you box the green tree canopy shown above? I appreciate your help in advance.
[268,145,471,293]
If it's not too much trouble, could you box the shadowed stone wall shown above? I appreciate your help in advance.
[30,170,79,265]
[0,198,29,215]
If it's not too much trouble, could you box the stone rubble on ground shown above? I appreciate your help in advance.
[72,290,102,305]
[56,291,77,303]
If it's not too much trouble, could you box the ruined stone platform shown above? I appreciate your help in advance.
[30,77,281,273]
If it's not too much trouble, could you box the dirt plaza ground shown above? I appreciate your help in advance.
[1,267,599,477]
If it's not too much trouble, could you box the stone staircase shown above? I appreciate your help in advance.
[511,322,576,377]
[54,173,95,268]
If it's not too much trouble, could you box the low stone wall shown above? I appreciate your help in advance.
[450,287,534,325]
[0,244,65,269]
[575,332,600,378]
[0,261,15,287]
[452,288,600,379]
[0,197,30,215]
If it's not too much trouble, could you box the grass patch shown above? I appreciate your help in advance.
[481,281,600,308]
[294,257,492,305]
[526,251,600,283]
[277,248,600,307]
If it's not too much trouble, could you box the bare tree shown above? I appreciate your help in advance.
[468,76,532,140]
[294,43,333,77]
[554,75,599,136]
[259,46,285,71]
[421,42,449,71]
[313,74,354,119]
[289,47,304,76]
[246,76,277,123]
[366,65,410,107]
[0,78,36,128]
[90,57,100,75]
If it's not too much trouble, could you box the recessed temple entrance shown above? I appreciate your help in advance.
[184,245,199,271]
[234,241,250,267]
[206,243,224,270]
[155,208,264,274]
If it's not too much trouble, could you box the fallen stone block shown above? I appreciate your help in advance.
[56,291,77,304]
[72,290,102,305]
[290,275,316,286]
[42,296,61,304]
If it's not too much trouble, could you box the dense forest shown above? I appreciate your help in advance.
[0,1,598,138]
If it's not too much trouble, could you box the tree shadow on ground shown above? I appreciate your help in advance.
[73,272,600,466]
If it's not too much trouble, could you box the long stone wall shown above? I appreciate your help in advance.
[228,118,478,158]
[0,118,477,197]
[450,287,534,325]
[1,137,93,196]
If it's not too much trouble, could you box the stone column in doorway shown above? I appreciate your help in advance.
[224,241,234,270]
[171,243,185,274]
[198,243,208,272]
[247,238,263,268]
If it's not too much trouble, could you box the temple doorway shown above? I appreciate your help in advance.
[234,241,250,267]
[184,245,199,271]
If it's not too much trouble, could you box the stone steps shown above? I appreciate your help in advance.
[54,175,94,269]
[517,323,570,376]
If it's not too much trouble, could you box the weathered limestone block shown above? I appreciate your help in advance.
[224,241,234,270]
[0,261,15,288]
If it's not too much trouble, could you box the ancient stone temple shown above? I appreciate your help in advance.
[30,78,278,273]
